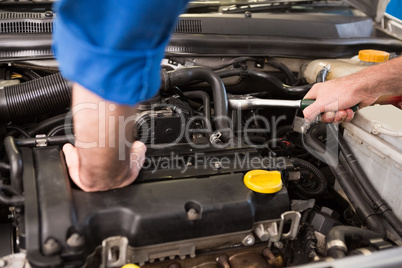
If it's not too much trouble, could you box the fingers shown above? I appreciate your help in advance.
[303,84,318,100]
[321,111,336,123]
[303,100,322,122]
[303,81,358,123]
[129,141,147,178]
[302,85,321,121]
[320,109,354,124]
[132,140,147,154]
[63,143,92,191]
[345,108,354,122]
[62,143,79,171]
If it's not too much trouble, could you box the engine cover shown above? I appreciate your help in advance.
[21,146,289,267]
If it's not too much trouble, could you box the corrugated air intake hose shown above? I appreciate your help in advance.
[0,72,72,123]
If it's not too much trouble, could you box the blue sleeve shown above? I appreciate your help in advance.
[52,0,189,105]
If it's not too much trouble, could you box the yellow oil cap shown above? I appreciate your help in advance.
[358,49,389,63]
[243,170,282,194]
[122,264,140,268]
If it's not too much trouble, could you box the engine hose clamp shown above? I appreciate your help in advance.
[210,132,222,144]
[35,134,48,147]
[326,240,347,251]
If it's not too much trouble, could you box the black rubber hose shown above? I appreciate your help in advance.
[217,69,312,96]
[4,136,23,194]
[179,56,298,84]
[14,135,75,147]
[47,124,73,137]
[328,124,402,238]
[170,56,256,71]
[0,192,24,206]
[285,84,313,95]
[0,72,72,123]
[217,68,243,78]
[248,70,287,91]
[266,58,298,86]
[316,67,330,83]
[305,124,385,236]
[292,158,328,197]
[27,112,70,136]
[326,226,383,259]
[162,67,231,142]
[5,125,30,138]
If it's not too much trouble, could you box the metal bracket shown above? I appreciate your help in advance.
[270,211,301,244]
[101,236,128,268]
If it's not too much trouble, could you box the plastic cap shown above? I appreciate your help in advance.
[358,49,389,63]
[122,265,140,268]
[243,170,282,194]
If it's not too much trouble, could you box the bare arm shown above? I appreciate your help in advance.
[63,83,146,192]
[303,57,402,123]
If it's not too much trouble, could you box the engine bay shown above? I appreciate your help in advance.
[1,1,402,268]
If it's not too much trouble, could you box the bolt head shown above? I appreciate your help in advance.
[274,242,284,249]
[67,233,85,249]
[214,161,222,170]
[45,11,53,17]
[43,238,61,256]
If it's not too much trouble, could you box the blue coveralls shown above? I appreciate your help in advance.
[53,0,189,105]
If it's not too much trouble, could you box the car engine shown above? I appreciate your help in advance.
[1,1,402,268]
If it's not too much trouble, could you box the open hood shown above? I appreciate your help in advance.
[345,0,390,22]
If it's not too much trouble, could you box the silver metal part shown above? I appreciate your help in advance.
[267,221,279,242]
[213,161,222,170]
[354,248,374,256]
[270,211,302,244]
[186,208,200,220]
[254,223,270,241]
[35,134,48,147]
[98,229,258,266]
[293,116,308,134]
[101,236,129,268]
[209,131,222,144]
[228,96,300,110]
[279,211,301,240]
[274,242,284,249]
[96,219,287,266]
[314,231,327,256]
[326,239,347,251]
[241,234,255,246]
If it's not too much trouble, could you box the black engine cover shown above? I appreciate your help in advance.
[22,146,289,266]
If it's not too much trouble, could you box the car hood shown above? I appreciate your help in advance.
[345,0,389,22]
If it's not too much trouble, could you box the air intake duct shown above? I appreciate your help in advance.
[0,72,72,123]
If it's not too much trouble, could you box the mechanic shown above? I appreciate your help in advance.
[53,1,190,192]
[53,1,401,192]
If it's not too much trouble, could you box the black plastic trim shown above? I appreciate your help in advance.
[167,34,402,58]
[22,147,63,268]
